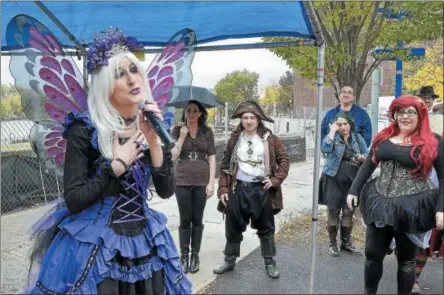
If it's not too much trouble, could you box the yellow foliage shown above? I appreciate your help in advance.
[207,108,216,122]
[405,39,443,101]
[259,86,280,105]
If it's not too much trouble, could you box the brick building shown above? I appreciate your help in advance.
[292,60,397,113]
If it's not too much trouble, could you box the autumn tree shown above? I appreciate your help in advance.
[1,84,25,120]
[214,69,259,115]
[259,82,280,115]
[404,39,443,101]
[264,1,444,104]
[277,70,295,113]
[259,71,295,117]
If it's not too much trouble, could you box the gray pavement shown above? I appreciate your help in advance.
[1,160,320,294]
[202,242,444,294]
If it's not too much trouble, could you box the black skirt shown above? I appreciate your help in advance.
[319,160,360,209]
[359,177,438,233]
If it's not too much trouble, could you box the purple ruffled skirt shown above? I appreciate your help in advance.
[23,197,192,294]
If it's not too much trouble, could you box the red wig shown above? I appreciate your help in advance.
[371,95,438,178]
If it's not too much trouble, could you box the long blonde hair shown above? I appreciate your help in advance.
[87,52,153,159]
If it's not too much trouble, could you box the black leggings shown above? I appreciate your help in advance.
[175,186,207,229]
[364,224,417,295]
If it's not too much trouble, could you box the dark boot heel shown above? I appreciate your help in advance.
[340,226,361,254]
[189,253,200,274]
[189,225,204,273]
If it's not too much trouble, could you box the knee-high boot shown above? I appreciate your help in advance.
[179,228,191,273]
[189,225,204,273]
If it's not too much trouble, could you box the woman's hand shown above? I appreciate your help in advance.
[328,121,339,139]
[357,154,367,162]
[112,131,145,176]
[436,212,443,230]
[206,181,215,199]
[347,194,358,211]
[139,100,163,145]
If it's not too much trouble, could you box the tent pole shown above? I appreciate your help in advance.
[34,1,87,55]
[1,40,316,56]
[83,56,88,90]
[309,41,325,295]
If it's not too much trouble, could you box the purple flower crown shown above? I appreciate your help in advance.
[86,27,144,74]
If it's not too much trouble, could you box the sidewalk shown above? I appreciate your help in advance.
[1,160,320,293]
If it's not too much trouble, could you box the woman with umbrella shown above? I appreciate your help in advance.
[171,100,216,274]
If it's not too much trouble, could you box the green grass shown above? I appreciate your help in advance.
[1,141,33,153]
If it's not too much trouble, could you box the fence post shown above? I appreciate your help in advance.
[224,102,229,140]
[37,157,48,204]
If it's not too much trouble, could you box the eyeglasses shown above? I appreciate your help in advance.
[397,110,418,117]
[340,90,354,95]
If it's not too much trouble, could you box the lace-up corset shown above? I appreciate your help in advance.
[376,160,438,198]
[109,160,151,236]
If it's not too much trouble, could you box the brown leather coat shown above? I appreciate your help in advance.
[217,131,290,215]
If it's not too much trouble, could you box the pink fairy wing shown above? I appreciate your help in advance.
[6,14,87,173]
[146,28,197,110]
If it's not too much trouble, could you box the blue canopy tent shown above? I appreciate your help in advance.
[1,1,326,293]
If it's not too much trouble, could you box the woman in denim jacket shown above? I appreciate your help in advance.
[319,112,368,256]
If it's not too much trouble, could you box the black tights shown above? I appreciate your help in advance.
[175,186,207,229]
[327,208,354,227]
[364,224,417,295]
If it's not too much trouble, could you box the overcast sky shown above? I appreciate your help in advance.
[1,38,291,95]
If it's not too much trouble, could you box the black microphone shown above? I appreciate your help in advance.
[143,111,175,150]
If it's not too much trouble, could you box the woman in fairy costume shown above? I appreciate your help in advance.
[22,28,192,294]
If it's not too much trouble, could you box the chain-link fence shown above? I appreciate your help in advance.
[1,119,63,214]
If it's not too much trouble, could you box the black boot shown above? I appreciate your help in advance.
[260,237,279,279]
[328,226,340,257]
[340,226,361,254]
[213,256,236,275]
[189,225,204,274]
[264,258,280,279]
[178,228,190,273]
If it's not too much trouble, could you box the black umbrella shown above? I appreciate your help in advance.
[165,86,224,109]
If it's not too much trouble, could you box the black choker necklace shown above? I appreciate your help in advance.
[123,116,137,126]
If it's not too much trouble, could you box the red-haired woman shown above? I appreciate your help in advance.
[346,95,444,295]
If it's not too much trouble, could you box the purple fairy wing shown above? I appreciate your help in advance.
[29,121,66,176]
[6,14,87,174]
[146,28,197,111]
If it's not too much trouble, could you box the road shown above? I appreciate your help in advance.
[202,241,443,294]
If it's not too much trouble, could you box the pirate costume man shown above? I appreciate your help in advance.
[212,100,290,279]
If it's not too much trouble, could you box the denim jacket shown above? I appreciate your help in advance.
[321,132,368,177]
